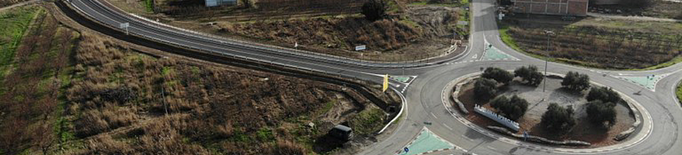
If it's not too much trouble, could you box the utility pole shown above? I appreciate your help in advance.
[543,30,554,92]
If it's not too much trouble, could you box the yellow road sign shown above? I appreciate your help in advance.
[383,74,389,92]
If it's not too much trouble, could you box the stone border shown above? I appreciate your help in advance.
[447,72,645,147]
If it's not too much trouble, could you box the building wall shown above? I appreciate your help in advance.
[206,0,237,7]
[592,0,621,5]
[512,0,587,16]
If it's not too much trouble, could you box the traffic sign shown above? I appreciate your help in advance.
[355,45,366,51]
[382,74,389,92]
[119,22,130,35]
[119,22,129,28]
[404,147,409,153]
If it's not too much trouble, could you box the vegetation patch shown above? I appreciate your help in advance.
[677,81,682,105]
[0,6,80,154]
[349,107,386,136]
[0,6,38,84]
[37,29,397,155]
[499,16,682,69]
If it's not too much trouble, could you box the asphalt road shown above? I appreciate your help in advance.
[65,0,682,154]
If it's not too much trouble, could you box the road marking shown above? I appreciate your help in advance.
[487,146,497,151]
[431,112,438,119]
[460,135,474,142]
[443,123,453,130]
[472,54,478,59]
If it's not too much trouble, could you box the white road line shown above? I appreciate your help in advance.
[460,135,474,142]
[443,123,453,130]
[431,112,438,119]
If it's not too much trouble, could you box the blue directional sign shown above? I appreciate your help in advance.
[404,147,409,153]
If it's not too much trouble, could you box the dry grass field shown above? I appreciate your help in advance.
[499,15,682,69]
[0,4,400,154]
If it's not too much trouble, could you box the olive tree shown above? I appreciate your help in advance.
[490,95,529,120]
[586,100,617,128]
[474,78,498,101]
[587,86,621,103]
[541,103,575,132]
[361,0,388,21]
[482,67,514,85]
[561,71,590,92]
[514,65,544,86]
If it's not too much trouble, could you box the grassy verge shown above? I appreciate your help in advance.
[144,0,154,12]
[630,56,682,71]
[349,107,385,136]
[0,6,38,85]
[677,81,682,105]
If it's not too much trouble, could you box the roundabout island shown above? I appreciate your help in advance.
[451,67,645,148]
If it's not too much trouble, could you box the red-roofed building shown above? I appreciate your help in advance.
[511,0,589,16]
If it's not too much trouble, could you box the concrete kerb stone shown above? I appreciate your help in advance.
[378,87,407,134]
[487,126,591,146]
[585,75,643,142]
[442,72,652,153]
[448,72,482,115]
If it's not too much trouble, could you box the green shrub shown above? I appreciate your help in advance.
[482,67,514,84]
[587,86,621,103]
[474,78,497,101]
[561,71,590,91]
[514,65,543,86]
[586,100,616,128]
[145,0,154,12]
[361,0,387,21]
[490,95,529,120]
[541,103,575,132]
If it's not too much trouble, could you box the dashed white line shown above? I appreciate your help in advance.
[431,112,438,119]
[443,123,453,130]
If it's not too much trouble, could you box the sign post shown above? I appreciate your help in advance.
[119,22,130,35]
[403,147,409,153]
[382,74,389,92]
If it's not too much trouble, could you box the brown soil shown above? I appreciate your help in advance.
[3,4,401,154]
[501,15,682,69]
[62,32,398,155]
[456,79,635,148]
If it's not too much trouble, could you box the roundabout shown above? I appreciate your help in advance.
[446,71,650,148]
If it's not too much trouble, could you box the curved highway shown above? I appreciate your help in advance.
[63,0,682,154]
